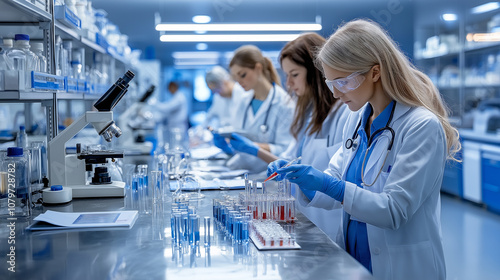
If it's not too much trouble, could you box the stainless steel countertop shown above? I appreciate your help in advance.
[459,129,500,145]
[0,189,373,280]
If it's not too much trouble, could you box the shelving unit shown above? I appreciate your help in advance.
[415,9,500,128]
[415,7,500,209]
[0,0,138,142]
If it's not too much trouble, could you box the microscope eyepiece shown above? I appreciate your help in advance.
[122,70,135,84]
[94,70,135,112]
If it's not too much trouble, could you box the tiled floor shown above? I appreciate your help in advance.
[441,193,500,280]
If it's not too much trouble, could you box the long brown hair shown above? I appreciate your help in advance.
[229,45,281,85]
[280,33,340,139]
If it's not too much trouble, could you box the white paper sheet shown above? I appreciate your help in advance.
[189,146,226,159]
[27,210,138,231]
[190,169,248,180]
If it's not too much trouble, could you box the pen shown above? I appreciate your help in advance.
[263,156,302,182]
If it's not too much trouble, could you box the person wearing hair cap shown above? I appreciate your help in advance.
[204,65,250,128]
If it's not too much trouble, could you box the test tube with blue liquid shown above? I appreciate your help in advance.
[204,216,211,247]
[131,173,140,210]
[189,214,200,246]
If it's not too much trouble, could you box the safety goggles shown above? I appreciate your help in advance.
[325,71,366,94]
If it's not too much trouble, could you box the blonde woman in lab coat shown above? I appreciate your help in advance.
[212,45,295,173]
[269,20,460,280]
[228,33,349,241]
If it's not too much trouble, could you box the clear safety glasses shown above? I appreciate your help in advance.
[325,71,366,94]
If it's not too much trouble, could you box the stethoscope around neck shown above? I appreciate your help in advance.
[242,83,276,134]
[345,102,396,187]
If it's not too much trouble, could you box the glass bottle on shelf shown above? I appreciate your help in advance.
[0,40,13,91]
[6,34,40,89]
[71,52,83,79]
[3,39,13,51]
[55,35,63,76]
[0,147,31,218]
[16,125,28,149]
[62,40,73,77]
[65,0,76,14]
[31,43,47,73]
[6,37,26,72]
[15,35,38,74]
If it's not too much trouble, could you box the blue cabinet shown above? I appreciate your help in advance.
[442,156,463,197]
[482,147,500,214]
[442,141,463,197]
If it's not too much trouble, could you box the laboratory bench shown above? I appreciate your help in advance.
[0,189,373,280]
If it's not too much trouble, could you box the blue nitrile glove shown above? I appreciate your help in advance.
[230,133,259,156]
[267,159,288,181]
[278,165,346,202]
[212,132,234,155]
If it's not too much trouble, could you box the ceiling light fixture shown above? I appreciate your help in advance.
[156,23,321,32]
[172,52,220,59]
[192,15,211,24]
[160,34,302,42]
[196,43,208,50]
[442,13,458,21]
[471,2,500,14]
[466,32,500,42]
[174,59,219,66]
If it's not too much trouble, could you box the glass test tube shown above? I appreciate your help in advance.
[138,164,148,189]
[204,216,211,247]
[189,214,199,245]
[174,212,182,245]
[244,173,250,205]
[252,181,259,219]
[151,170,163,204]
[181,211,189,244]
[141,173,151,215]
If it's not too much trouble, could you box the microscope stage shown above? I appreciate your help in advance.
[70,181,126,198]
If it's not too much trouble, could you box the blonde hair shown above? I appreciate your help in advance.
[318,19,460,160]
[230,45,281,85]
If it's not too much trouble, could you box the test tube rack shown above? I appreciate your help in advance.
[212,196,251,245]
[239,176,296,223]
[170,195,210,249]
[213,195,299,250]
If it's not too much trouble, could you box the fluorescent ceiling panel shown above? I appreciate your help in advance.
[471,2,500,14]
[442,13,457,21]
[160,34,302,42]
[156,23,321,32]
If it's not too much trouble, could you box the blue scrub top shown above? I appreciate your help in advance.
[344,100,395,273]
[251,99,264,115]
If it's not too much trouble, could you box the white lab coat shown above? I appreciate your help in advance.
[204,83,249,128]
[281,103,349,241]
[150,91,189,136]
[227,85,295,173]
[306,102,447,280]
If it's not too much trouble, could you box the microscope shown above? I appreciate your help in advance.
[47,70,134,199]
[117,85,156,154]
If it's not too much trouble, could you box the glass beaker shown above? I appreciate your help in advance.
[29,142,42,186]
[165,146,188,180]
[122,164,136,208]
